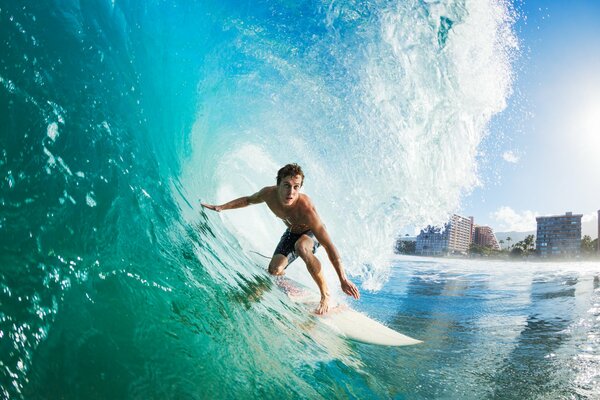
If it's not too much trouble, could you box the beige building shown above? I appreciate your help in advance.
[448,214,474,254]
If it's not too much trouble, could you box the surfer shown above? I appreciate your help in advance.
[201,163,360,314]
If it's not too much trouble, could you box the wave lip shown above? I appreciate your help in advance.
[182,0,519,288]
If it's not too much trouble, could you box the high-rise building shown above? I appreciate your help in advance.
[536,211,582,257]
[473,225,500,250]
[415,214,473,256]
[448,214,474,253]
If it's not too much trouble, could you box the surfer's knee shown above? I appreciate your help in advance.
[268,264,284,275]
[268,256,287,275]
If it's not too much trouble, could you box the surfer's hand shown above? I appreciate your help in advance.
[201,202,222,212]
[341,279,360,299]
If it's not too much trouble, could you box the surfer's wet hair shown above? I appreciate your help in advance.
[277,163,304,186]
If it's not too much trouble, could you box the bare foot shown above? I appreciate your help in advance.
[315,296,329,315]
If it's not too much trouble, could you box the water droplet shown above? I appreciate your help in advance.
[6,171,15,188]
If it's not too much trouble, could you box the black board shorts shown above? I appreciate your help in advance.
[274,229,320,267]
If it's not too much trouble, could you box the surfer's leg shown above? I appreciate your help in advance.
[268,254,288,276]
[295,235,330,314]
[270,230,301,275]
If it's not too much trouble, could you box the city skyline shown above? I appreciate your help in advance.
[408,211,590,256]
[406,210,597,253]
[460,0,600,237]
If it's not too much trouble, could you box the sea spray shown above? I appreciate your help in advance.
[182,0,519,289]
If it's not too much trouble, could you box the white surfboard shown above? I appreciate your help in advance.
[276,277,422,347]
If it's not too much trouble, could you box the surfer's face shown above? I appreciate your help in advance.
[278,174,302,206]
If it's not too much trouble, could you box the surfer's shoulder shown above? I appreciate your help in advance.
[298,194,317,213]
[259,186,277,196]
[262,186,280,200]
[297,192,309,204]
[300,193,314,204]
[249,186,274,203]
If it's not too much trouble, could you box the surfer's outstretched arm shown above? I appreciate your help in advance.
[201,187,267,212]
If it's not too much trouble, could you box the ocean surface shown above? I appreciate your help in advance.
[4,0,598,399]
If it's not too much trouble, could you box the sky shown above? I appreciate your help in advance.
[461,0,600,237]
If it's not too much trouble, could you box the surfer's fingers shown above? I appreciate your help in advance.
[344,285,359,299]
[341,277,358,299]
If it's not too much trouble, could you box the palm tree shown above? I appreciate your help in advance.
[499,239,505,249]
[523,235,535,252]
[506,237,512,249]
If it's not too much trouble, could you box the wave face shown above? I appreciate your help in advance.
[0,0,517,398]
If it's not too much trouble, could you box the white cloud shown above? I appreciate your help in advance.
[490,206,538,232]
[502,151,519,163]
[582,211,597,223]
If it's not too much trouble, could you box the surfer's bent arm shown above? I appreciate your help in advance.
[311,220,360,299]
[201,188,266,212]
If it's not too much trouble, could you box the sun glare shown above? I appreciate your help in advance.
[573,97,600,158]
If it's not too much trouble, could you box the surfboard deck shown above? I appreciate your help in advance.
[276,277,422,347]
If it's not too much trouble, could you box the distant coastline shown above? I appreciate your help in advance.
[396,231,599,261]
[398,210,599,261]
[396,252,600,263]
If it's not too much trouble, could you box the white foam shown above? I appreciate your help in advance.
[180,0,518,288]
[46,122,59,141]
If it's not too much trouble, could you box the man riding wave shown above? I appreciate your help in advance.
[201,163,360,314]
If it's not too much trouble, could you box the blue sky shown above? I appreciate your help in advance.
[461,0,600,236]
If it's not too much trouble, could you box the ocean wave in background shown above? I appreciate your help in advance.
[0,0,517,398]
[181,0,518,288]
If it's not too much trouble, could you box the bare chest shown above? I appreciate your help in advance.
[266,202,311,233]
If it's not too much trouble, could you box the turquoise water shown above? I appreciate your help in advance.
[5,1,597,399]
